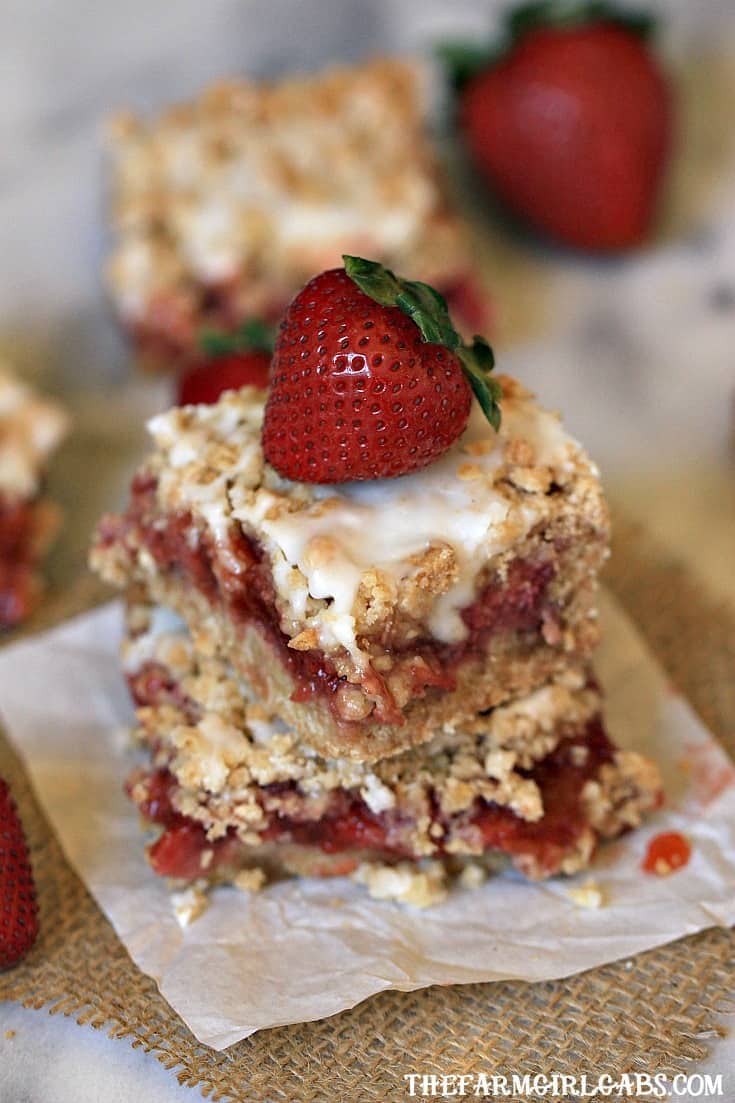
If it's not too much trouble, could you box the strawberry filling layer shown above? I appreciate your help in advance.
[104,473,558,724]
[0,497,39,628]
[127,718,613,882]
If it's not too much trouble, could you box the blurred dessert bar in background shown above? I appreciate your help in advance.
[105,57,485,368]
[0,365,68,628]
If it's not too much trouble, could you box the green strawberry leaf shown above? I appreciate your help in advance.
[199,318,275,358]
[458,338,503,432]
[507,1,656,41]
[343,255,501,432]
[435,42,499,92]
[437,1,657,90]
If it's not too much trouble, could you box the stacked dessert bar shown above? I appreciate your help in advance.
[0,364,68,629]
[106,57,484,368]
[91,272,661,898]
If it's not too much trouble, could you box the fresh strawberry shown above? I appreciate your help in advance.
[0,776,39,970]
[445,1,672,251]
[177,319,273,405]
[178,351,270,405]
[442,274,495,337]
[262,256,500,483]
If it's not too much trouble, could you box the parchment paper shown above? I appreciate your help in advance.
[0,590,733,1050]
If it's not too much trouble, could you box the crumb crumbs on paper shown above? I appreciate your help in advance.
[458,863,487,890]
[172,884,209,927]
[4,1030,16,1040]
[353,861,448,908]
[233,868,266,894]
[567,880,606,909]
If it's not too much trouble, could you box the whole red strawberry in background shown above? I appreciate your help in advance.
[262,256,501,483]
[0,776,39,969]
[177,319,273,405]
[445,1,673,252]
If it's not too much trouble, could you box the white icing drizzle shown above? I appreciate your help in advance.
[257,402,577,647]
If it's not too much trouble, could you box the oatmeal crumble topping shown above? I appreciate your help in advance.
[582,751,663,835]
[458,862,488,889]
[0,363,69,627]
[124,601,662,891]
[0,366,68,500]
[567,880,607,909]
[171,884,209,927]
[106,57,470,337]
[126,611,603,850]
[233,868,266,894]
[352,861,449,908]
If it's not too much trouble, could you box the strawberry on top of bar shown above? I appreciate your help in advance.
[91,259,607,760]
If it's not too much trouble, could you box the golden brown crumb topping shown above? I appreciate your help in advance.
[106,57,469,325]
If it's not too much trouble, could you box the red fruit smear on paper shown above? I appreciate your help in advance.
[642,831,691,876]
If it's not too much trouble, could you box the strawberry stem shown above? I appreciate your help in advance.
[199,318,275,358]
[343,255,501,431]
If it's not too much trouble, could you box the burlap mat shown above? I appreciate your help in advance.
[1,515,734,1103]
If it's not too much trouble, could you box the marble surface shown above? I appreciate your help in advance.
[0,0,733,1099]
[0,1002,196,1103]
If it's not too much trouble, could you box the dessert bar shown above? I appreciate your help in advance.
[0,366,68,628]
[123,603,662,890]
[93,253,662,905]
[92,375,609,761]
[106,58,483,367]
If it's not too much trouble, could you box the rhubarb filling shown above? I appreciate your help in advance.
[103,472,561,725]
[127,718,614,882]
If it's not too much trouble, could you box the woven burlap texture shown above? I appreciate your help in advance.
[1,516,734,1103]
